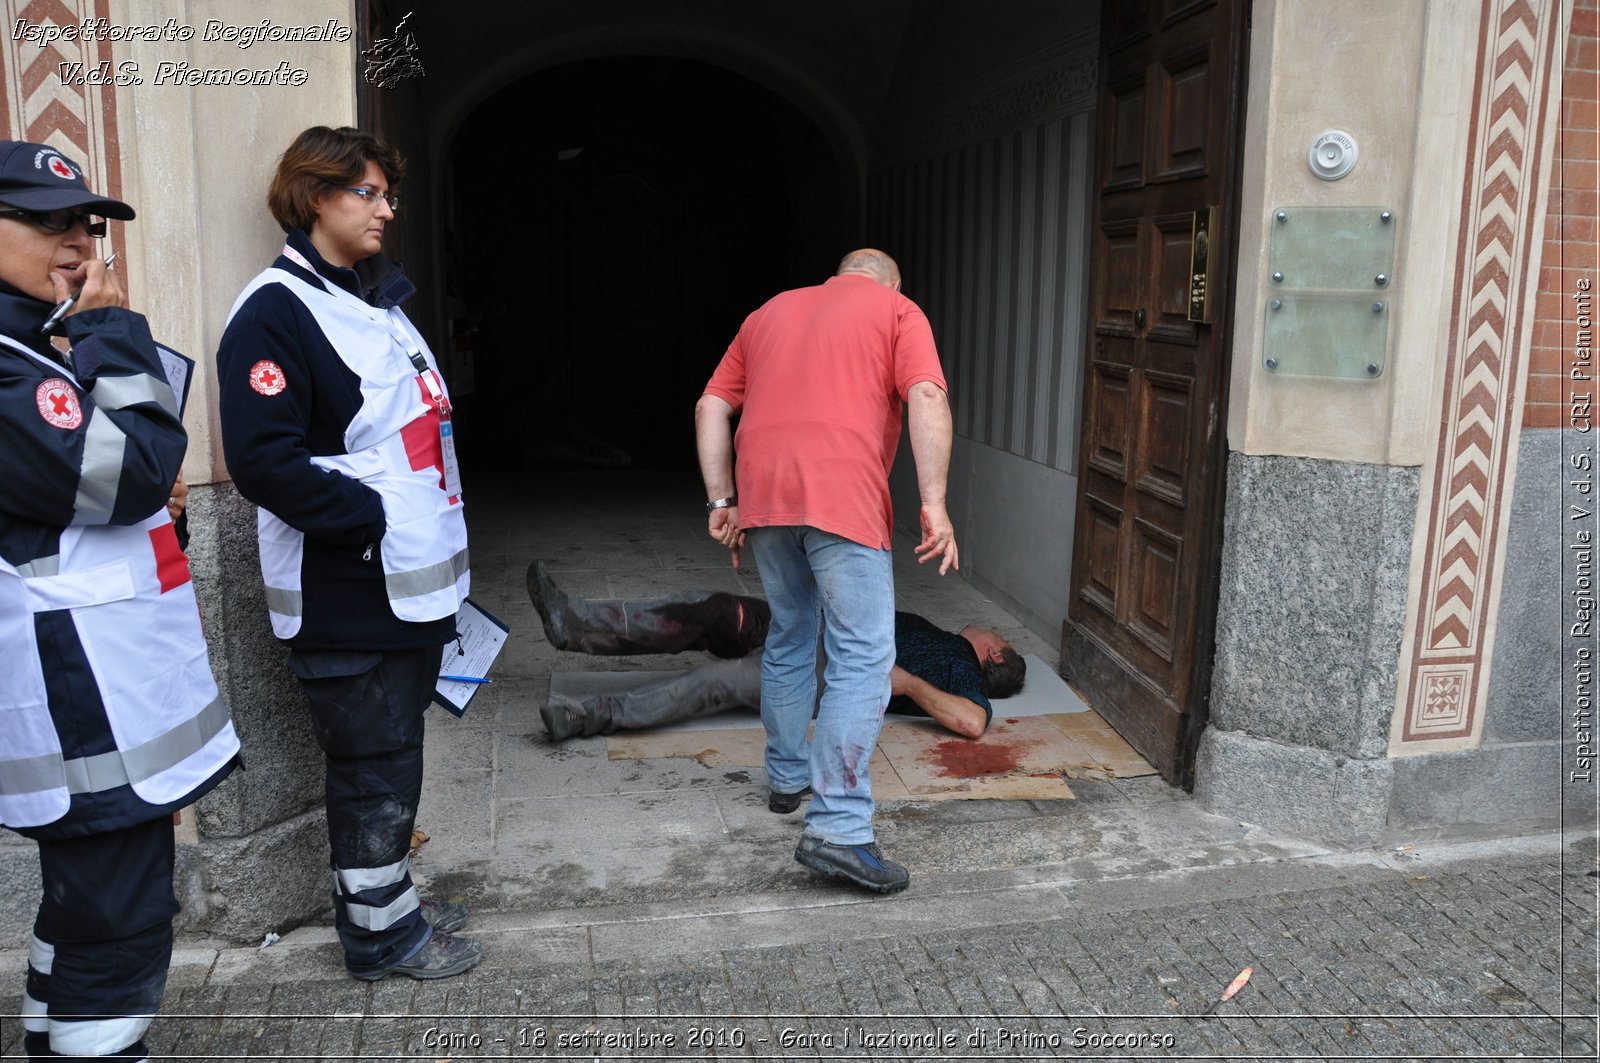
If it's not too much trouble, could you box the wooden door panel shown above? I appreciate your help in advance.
[1087,361,1134,479]
[1135,370,1193,508]
[1161,0,1217,23]
[1097,221,1143,334]
[1105,77,1150,192]
[1078,493,1125,618]
[1106,0,1156,51]
[1127,517,1182,663]
[1065,0,1246,787]
[1153,46,1215,182]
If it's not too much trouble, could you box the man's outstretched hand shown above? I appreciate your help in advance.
[915,502,959,575]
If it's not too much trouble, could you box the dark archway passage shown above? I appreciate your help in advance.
[446,56,849,472]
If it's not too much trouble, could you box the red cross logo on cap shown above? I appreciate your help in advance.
[47,156,74,180]
[249,360,287,396]
[35,378,83,429]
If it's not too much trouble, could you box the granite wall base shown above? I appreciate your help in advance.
[186,482,324,839]
[0,834,38,949]
[1194,728,1393,847]
[1198,441,1572,845]
[193,809,333,944]
[1208,452,1418,759]
[1485,429,1564,742]
[185,481,332,941]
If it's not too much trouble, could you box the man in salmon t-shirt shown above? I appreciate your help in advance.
[694,248,959,894]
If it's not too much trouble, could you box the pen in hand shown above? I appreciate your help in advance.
[41,251,118,335]
[440,674,490,685]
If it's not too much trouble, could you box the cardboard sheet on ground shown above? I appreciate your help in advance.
[558,654,1146,796]
[605,716,1081,800]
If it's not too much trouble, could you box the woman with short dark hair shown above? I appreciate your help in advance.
[216,126,477,982]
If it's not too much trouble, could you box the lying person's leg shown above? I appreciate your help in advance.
[528,561,769,657]
[542,657,763,741]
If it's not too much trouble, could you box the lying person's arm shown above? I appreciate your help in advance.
[890,666,989,739]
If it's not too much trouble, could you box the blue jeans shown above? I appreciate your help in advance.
[747,526,894,845]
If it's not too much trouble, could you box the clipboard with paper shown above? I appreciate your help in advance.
[156,344,194,415]
[434,597,509,717]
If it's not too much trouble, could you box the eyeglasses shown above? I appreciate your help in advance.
[342,186,400,211]
[0,208,107,237]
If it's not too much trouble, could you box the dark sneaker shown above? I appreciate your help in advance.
[768,785,812,814]
[541,693,608,742]
[526,561,569,649]
[420,898,468,934]
[354,931,482,981]
[795,835,910,893]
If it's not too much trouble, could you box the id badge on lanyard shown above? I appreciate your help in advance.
[279,244,463,499]
[410,350,463,499]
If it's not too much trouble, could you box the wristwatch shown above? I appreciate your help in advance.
[706,496,738,512]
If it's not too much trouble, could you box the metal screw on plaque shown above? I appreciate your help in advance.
[1272,272,1284,283]
[1270,298,1282,310]
[1375,274,1389,286]
[1372,301,1384,313]
[1380,211,1392,223]
[1276,210,1288,223]
[1366,364,1380,375]
[1265,358,1279,370]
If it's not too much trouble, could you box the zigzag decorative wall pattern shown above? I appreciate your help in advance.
[1,0,123,240]
[1398,0,1563,744]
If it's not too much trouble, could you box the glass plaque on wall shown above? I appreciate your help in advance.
[1262,207,1397,379]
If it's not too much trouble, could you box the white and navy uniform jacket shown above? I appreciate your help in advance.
[216,230,468,650]
[0,283,239,841]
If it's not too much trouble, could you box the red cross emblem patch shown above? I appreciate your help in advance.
[47,156,75,180]
[249,360,287,396]
[36,378,82,429]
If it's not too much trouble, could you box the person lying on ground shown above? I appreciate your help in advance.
[528,561,1026,749]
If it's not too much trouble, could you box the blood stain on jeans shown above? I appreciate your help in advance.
[838,743,869,788]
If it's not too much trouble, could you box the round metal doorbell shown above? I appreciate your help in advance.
[1308,129,1358,180]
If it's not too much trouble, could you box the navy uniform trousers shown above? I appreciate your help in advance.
[287,646,436,977]
[24,816,176,1061]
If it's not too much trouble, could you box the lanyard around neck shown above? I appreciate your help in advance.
[279,243,443,405]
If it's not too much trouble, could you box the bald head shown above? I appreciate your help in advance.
[837,248,901,291]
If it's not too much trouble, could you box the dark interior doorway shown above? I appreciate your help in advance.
[447,56,849,472]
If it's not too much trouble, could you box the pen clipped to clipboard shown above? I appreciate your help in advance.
[433,598,509,717]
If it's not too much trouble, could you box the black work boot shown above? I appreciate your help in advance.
[527,561,574,650]
[541,693,612,742]
[352,931,483,981]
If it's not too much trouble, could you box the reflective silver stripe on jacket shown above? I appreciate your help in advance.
[72,408,128,524]
[387,546,469,598]
[0,694,230,797]
[91,372,178,418]
[264,585,303,617]
[15,555,60,578]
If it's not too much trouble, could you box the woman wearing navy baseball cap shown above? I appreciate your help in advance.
[0,140,240,1061]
